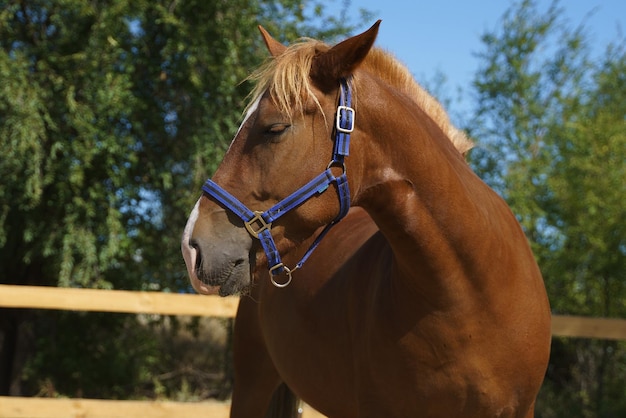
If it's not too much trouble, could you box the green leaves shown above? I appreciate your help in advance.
[1,0,361,398]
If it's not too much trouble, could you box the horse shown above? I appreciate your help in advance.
[181,21,551,418]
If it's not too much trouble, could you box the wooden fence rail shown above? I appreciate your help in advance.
[0,284,239,317]
[2,284,626,340]
[1,284,626,418]
[0,397,231,418]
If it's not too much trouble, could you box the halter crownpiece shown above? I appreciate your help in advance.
[201,78,354,287]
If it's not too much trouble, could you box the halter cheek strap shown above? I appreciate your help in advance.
[201,78,354,287]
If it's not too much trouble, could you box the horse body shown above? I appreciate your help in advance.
[182,21,551,417]
[233,207,548,418]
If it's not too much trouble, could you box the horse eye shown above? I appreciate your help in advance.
[266,123,291,135]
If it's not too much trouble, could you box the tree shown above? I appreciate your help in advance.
[469,0,625,416]
[0,0,366,397]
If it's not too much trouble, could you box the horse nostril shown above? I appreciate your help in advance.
[189,239,203,271]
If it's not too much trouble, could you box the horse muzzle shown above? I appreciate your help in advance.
[181,198,253,296]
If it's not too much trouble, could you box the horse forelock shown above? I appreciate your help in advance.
[245,38,474,154]
[245,39,330,120]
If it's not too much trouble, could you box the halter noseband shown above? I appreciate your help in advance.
[201,78,354,288]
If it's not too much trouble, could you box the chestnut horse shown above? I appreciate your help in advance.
[182,21,551,417]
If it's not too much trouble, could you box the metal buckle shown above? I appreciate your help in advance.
[269,263,294,288]
[336,105,355,133]
[244,211,271,239]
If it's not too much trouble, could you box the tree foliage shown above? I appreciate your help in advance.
[0,0,365,396]
[470,1,625,416]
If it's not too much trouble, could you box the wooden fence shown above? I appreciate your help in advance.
[1,284,626,418]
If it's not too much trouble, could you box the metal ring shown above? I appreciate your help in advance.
[269,264,294,288]
[327,160,347,175]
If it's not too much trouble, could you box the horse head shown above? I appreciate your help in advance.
[182,22,382,296]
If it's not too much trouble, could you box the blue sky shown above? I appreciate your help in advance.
[336,0,625,117]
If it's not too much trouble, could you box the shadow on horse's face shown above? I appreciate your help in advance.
[182,84,344,296]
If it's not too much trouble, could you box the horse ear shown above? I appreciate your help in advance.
[311,20,381,88]
[258,25,287,57]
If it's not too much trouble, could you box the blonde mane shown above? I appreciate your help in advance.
[247,39,473,155]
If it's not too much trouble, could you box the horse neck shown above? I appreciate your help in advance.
[351,78,513,306]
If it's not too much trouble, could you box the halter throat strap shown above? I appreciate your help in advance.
[201,78,354,287]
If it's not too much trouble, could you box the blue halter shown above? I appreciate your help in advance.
[201,78,354,287]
